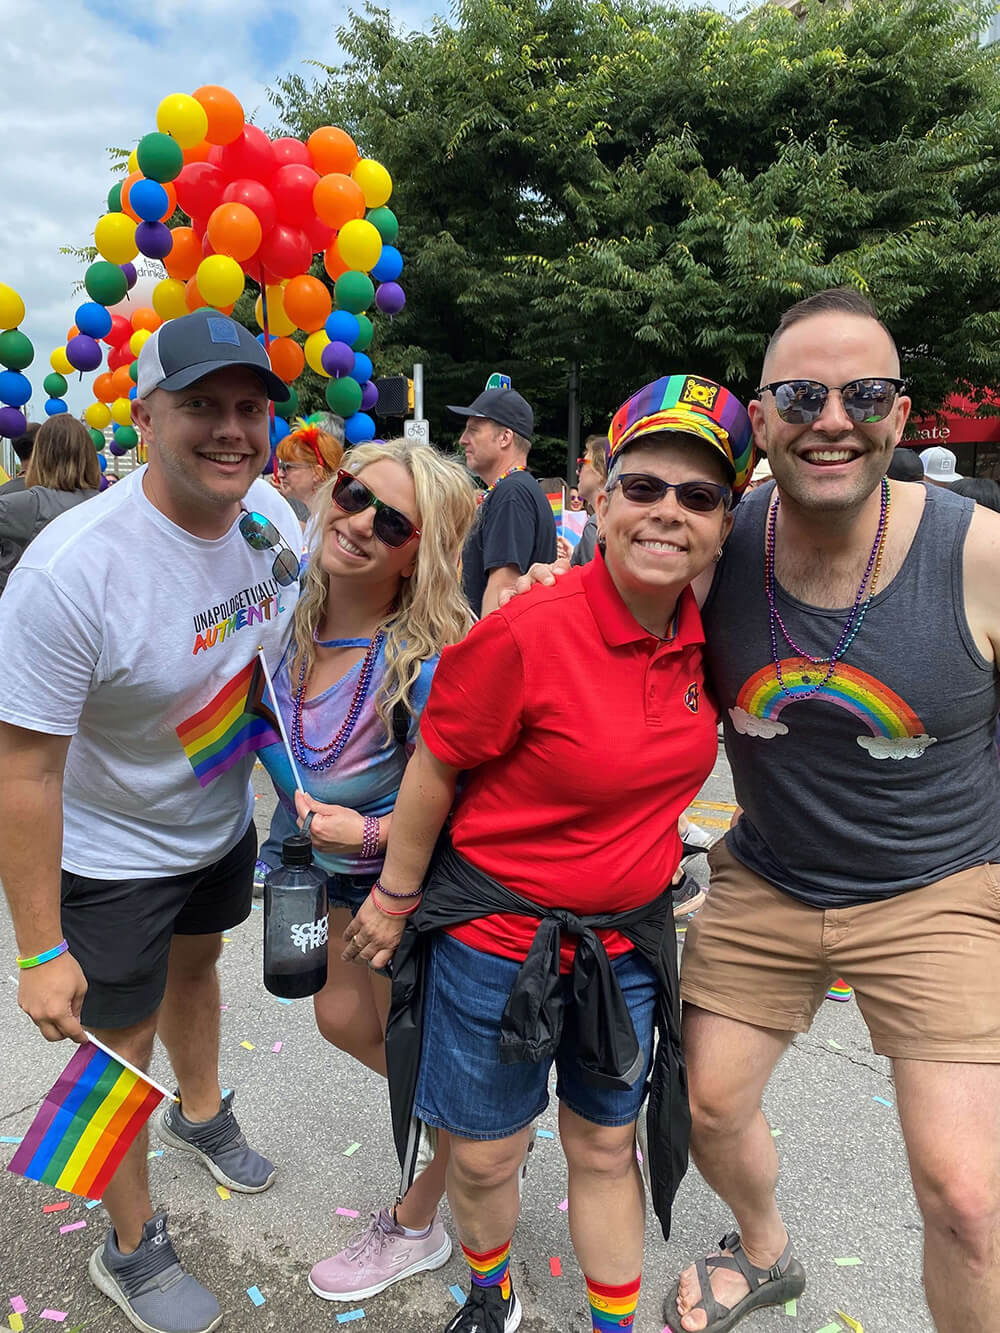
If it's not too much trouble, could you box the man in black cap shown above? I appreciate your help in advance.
[0,308,300,1333]
[448,386,557,615]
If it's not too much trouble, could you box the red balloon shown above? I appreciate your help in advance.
[257,223,312,279]
[272,136,311,168]
[108,342,132,372]
[303,215,335,254]
[202,231,217,257]
[218,125,277,183]
[104,314,132,347]
[272,164,320,227]
[222,178,277,235]
[175,162,227,219]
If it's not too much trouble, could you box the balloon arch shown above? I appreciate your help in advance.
[0,85,405,462]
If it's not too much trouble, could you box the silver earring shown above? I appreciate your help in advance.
[714,546,723,562]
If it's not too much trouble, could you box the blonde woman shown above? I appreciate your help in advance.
[256,437,477,1304]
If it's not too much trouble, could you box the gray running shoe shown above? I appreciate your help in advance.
[88,1211,222,1333]
[156,1090,275,1192]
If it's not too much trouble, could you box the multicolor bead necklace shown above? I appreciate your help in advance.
[765,477,890,699]
[484,464,526,494]
[291,631,385,771]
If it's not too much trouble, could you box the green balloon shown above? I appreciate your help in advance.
[43,372,68,398]
[128,359,139,383]
[108,182,123,213]
[0,329,34,371]
[85,261,128,306]
[137,132,184,184]
[115,425,139,449]
[367,207,399,244]
[352,314,374,352]
[274,386,299,420]
[334,271,375,316]
[325,376,363,417]
[89,428,106,450]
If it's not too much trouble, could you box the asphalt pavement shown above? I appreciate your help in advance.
[0,752,932,1333]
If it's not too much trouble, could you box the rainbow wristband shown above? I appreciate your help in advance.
[17,940,69,970]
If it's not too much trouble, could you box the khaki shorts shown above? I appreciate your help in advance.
[680,839,1000,1063]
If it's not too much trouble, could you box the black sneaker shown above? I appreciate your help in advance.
[88,1211,222,1333]
[443,1282,522,1333]
[672,873,706,919]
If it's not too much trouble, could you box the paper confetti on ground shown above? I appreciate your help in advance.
[827,1039,843,1050]
[9,1300,27,1316]
[771,1128,783,1137]
[834,1257,863,1266]
[536,1129,555,1139]
[275,997,292,1005]
[557,1197,568,1211]
[814,1325,840,1333]
[247,1286,265,1307]
[549,1257,562,1277]
[0,1137,23,1144]
[42,1203,70,1214]
[59,1221,86,1234]
[147,1150,163,1159]
[449,1285,466,1304]
[336,1207,360,1218]
[272,1042,283,1053]
[222,937,232,944]
[241,1041,255,1051]
[836,1312,864,1332]
[9,1314,24,1332]
[336,1312,366,1324]
[872,1096,893,1107]
[216,1186,230,1200]
[39,1313,67,1323]
[785,1298,797,1315]
[343,1142,361,1156]
[85,1199,101,1209]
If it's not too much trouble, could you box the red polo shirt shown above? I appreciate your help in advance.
[420,551,718,968]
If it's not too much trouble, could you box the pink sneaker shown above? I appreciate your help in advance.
[308,1207,452,1301]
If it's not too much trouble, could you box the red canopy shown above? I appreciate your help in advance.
[905,393,1000,446]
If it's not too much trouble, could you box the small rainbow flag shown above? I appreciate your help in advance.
[9,1039,170,1201]
[546,491,564,525]
[176,656,281,788]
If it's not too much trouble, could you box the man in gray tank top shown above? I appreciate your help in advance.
[666,290,1000,1333]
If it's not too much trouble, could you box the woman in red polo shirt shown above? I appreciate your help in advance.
[345,375,755,1333]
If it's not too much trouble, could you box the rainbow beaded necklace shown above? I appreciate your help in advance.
[291,632,385,771]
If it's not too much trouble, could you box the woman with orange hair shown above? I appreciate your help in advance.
[276,420,344,513]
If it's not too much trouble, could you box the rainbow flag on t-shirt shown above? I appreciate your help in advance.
[8,1041,168,1201]
[176,656,281,787]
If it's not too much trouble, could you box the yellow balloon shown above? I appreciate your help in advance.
[304,330,330,377]
[0,282,26,330]
[254,286,296,337]
[95,213,139,265]
[335,218,382,273]
[153,277,189,322]
[111,396,133,426]
[352,158,393,209]
[129,328,152,357]
[127,148,140,174]
[156,93,210,150]
[85,402,112,430]
[196,255,245,308]
[50,346,73,375]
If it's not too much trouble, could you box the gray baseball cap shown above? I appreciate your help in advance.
[136,308,288,401]
[447,387,534,439]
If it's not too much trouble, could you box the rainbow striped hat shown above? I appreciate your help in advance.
[608,374,755,495]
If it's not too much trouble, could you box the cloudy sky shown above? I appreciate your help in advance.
[3,0,731,418]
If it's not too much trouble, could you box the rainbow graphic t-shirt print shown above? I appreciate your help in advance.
[730,657,937,761]
[176,657,281,787]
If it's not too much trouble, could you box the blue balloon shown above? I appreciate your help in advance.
[75,301,113,340]
[371,245,403,283]
[45,397,69,416]
[129,179,169,223]
[98,452,107,471]
[344,411,375,445]
[325,310,360,346]
[350,352,373,384]
[269,415,290,446]
[129,386,137,399]
[0,370,31,407]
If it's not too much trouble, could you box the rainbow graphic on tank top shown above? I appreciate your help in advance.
[730,657,937,760]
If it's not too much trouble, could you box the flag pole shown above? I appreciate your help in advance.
[83,1032,178,1102]
[256,646,305,794]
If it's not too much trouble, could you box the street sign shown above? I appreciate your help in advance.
[404,418,430,444]
[485,372,511,391]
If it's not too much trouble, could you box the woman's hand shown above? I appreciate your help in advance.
[342,892,408,971]
[556,535,572,562]
[294,790,364,856]
[499,557,571,606]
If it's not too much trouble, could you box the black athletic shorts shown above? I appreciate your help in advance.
[60,821,257,1030]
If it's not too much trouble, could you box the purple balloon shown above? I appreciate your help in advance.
[65,333,103,373]
[0,405,27,438]
[321,340,355,378]
[99,475,111,491]
[121,262,138,290]
[108,441,129,457]
[360,379,378,412]
[135,221,173,260]
[375,281,406,315]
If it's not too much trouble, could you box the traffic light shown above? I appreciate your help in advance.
[374,375,410,417]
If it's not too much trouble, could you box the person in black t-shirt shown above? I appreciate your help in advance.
[448,387,557,615]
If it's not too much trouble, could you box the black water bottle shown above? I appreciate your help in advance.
[263,834,328,998]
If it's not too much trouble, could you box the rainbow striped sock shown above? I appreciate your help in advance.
[826,978,853,1002]
[461,1239,512,1301]
[586,1274,641,1331]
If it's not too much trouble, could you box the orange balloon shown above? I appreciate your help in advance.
[111,365,134,399]
[182,140,213,165]
[282,275,332,333]
[120,171,143,223]
[308,126,359,176]
[207,202,262,263]
[267,336,305,383]
[164,227,202,281]
[66,324,79,341]
[94,372,116,404]
[193,86,245,146]
[323,242,349,283]
[313,173,365,230]
[131,307,162,333]
[183,278,233,316]
[158,180,178,221]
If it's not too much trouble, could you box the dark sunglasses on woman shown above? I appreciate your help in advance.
[331,469,421,548]
[238,511,301,586]
[609,472,731,513]
[757,377,906,425]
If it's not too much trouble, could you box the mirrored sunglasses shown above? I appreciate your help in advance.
[331,470,421,548]
[758,378,906,425]
[238,510,300,586]
[609,472,731,513]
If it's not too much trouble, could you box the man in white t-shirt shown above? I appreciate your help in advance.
[0,309,300,1333]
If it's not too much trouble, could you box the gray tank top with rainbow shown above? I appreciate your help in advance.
[702,482,1000,908]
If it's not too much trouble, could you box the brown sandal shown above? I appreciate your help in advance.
[662,1230,806,1333]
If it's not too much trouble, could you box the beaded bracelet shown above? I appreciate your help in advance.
[373,878,423,901]
[17,940,69,970]
[371,895,419,918]
[361,815,380,860]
